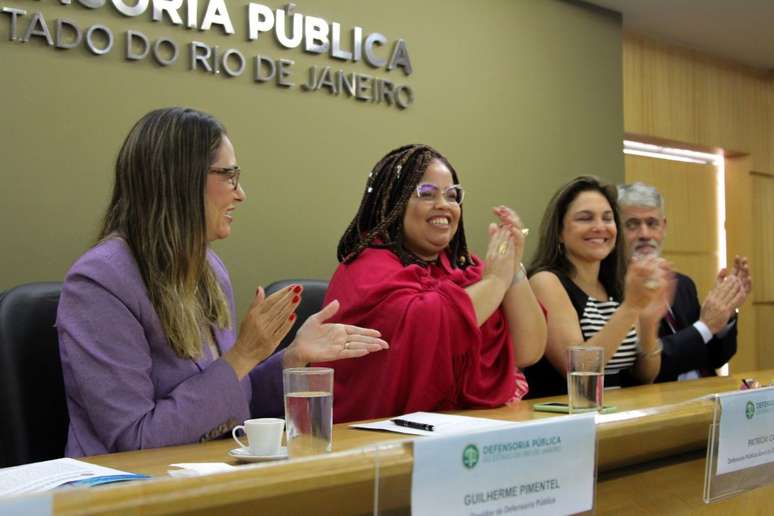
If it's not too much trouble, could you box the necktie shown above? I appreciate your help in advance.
[664,307,677,334]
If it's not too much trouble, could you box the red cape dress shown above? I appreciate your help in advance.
[316,247,528,423]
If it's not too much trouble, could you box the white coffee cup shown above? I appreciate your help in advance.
[231,418,284,456]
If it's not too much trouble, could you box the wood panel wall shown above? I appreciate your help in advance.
[752,173,774,302]
[751,172,774,370]
[725,156,758,373]
[622,33,774,374]
[624,155,717,300]
[623,34,772,171]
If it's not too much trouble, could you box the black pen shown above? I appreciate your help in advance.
[391,419,435,432]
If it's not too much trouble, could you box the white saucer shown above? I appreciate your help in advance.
[228,446,288,463]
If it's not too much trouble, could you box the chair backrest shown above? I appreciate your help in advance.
[264,279,329,353]
[0,282,69,467]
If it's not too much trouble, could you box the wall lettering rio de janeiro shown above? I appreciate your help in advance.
[0,1,415,110]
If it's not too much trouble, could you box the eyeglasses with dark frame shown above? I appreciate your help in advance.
[209,166,241,191]
[414,183,465,205]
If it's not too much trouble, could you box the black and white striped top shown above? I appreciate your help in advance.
[579,297,638,374]
[523,270,640,398]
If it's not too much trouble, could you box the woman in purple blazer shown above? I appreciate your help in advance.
[56,108,388,457]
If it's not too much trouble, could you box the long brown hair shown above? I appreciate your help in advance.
[528,176,626,300]
[99,107,231,359]
[337,144,472,268]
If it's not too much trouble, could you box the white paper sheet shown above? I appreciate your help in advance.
[168,463,236,477]
[0,458,142,497]
[350,411,515,436]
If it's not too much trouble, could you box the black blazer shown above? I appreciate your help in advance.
[656,273,737,383]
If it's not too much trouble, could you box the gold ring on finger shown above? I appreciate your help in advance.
[644,278,659,290]
[344,342,350,350]
[497,242,508,255]
[521,228,530,237]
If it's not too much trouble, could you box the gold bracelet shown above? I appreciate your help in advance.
[637,339,663,359]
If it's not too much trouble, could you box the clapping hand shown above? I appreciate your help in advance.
[283,300,389,368]
[493,205,528,266]
[701,274,745,334]
[225,285,302,379]
[483,223,516,290]
[625,255,672,312]
[638,259,676,326]
[729,255,752,299]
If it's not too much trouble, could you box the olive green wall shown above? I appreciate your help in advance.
[0,0,623,312]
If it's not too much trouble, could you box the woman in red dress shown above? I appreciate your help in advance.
[317,144,547,423]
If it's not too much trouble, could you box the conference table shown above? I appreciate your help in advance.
[53,370,774,515]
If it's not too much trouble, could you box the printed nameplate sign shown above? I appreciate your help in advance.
[411,414,596,515]
[717,387,774,475]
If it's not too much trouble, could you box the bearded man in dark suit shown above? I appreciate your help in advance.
[618,182,751,382]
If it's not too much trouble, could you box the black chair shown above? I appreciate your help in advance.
[0,282,69,467]
[264,279,329,353]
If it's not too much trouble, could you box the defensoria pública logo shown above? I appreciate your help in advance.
[746,400,755,420]
[462,444,479,469]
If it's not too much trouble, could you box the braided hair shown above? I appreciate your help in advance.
[337,144,472,269]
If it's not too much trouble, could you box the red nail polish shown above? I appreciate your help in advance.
[292,295,300,303]
[289,313,296,321]
[292,285,302,293]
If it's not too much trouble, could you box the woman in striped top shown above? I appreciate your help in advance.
[523,177,673,397]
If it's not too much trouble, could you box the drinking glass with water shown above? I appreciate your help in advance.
[283,367,333,457]
[567,346,604,413]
